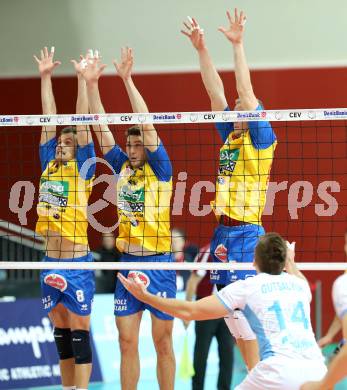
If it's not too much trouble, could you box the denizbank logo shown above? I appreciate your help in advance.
[323,110,347,119]
[236,112,266,119]
[152,113,182,122]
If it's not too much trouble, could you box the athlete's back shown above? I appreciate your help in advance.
[219,272,323,362]
[218,272,327,389]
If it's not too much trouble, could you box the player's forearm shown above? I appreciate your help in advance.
[76,75,91,145]
[143,293,195,321]
[41,74,57,115]
[285,259,307,281]
[86,81,115,154]
[198,48,227,109]
[123,77,149,114]
[232,43,256,109]
[123,77,159,149]
[319,344,347,388]
[76,75,88,115]
[185,275,200,302]
[326,316,342,339]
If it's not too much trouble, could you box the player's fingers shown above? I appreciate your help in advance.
[53,61,61,68]
[218,26,227,34]
[226,10,233,25]
[121,47,126,61]
[187,15,194,26]
[134,275,142,284]
[40,49,44,60]
[183,21,191,31]
[50,46,55,57]
[99,63,107,72]
[44,46,49,58]
[234,8,239,23]
[191,17,199,28]
[181,30,191,38]
[33,55,40,64]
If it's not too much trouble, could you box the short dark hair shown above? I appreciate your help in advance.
[61,126,77,135]
[255,232,287,275]
[125,126,141,138]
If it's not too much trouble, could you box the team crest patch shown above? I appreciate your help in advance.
[44,273,68,292]
[128,271,150,287]
[214,244,228,263]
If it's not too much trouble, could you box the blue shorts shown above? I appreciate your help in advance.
[115,253,177,320]
[210,223,265,285]
[40,253,95,316]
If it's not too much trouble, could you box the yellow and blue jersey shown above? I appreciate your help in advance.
[105,142,172,254]
[212,105,277,225]
[36,138,96,245]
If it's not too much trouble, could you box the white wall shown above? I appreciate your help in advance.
[1,0,347,77]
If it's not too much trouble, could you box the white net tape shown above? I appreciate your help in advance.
[0,261,346,271]
[1,108,347,126]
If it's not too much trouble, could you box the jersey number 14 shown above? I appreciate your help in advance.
[268,300,309,330]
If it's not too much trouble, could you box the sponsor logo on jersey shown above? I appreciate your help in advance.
[44,273,68,292]
[219,148,240,175]
[128,271,150,287]
[214,244,228,263]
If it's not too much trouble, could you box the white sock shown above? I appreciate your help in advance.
[63,387,76,390]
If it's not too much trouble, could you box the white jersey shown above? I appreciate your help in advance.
[332,273,347,319]
[217,272,324,362]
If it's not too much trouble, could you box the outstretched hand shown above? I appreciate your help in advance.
[78,50,107,83]
[218,8,246,44]
[34,46,61,76]
[117,272,149,301]
[181,16,206,52]
[71,49,99,76]
[113,47,134,81]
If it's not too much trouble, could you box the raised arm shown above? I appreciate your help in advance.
[33,46,61,144]
[318,315,341,348]
[301,315,347,390]
[71,53,92,146]
[113,47,159,152]
[285,242,307,281]
[80,53,115,155]
[218,9,258,110]
[181,17,227,111]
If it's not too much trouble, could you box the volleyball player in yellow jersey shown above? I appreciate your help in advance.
[34,47,96,390]
[182,8,277,371]
[81,48,176,390]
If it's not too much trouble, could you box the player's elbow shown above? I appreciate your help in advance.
[182,303,202,321]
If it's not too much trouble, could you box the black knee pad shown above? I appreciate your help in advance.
[71,329,92,364]
[54,328,74,360]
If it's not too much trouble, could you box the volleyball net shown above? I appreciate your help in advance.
[0,108,346,272]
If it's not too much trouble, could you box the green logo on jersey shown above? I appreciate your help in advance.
[119,185,145,214]
[219,148,240,174]
[39,179,69,208]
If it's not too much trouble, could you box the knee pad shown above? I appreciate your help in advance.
[53,328,74,360]
[71,329,92,364]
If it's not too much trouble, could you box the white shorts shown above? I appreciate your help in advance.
[224,309,256,340]
[235,356,327,390]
